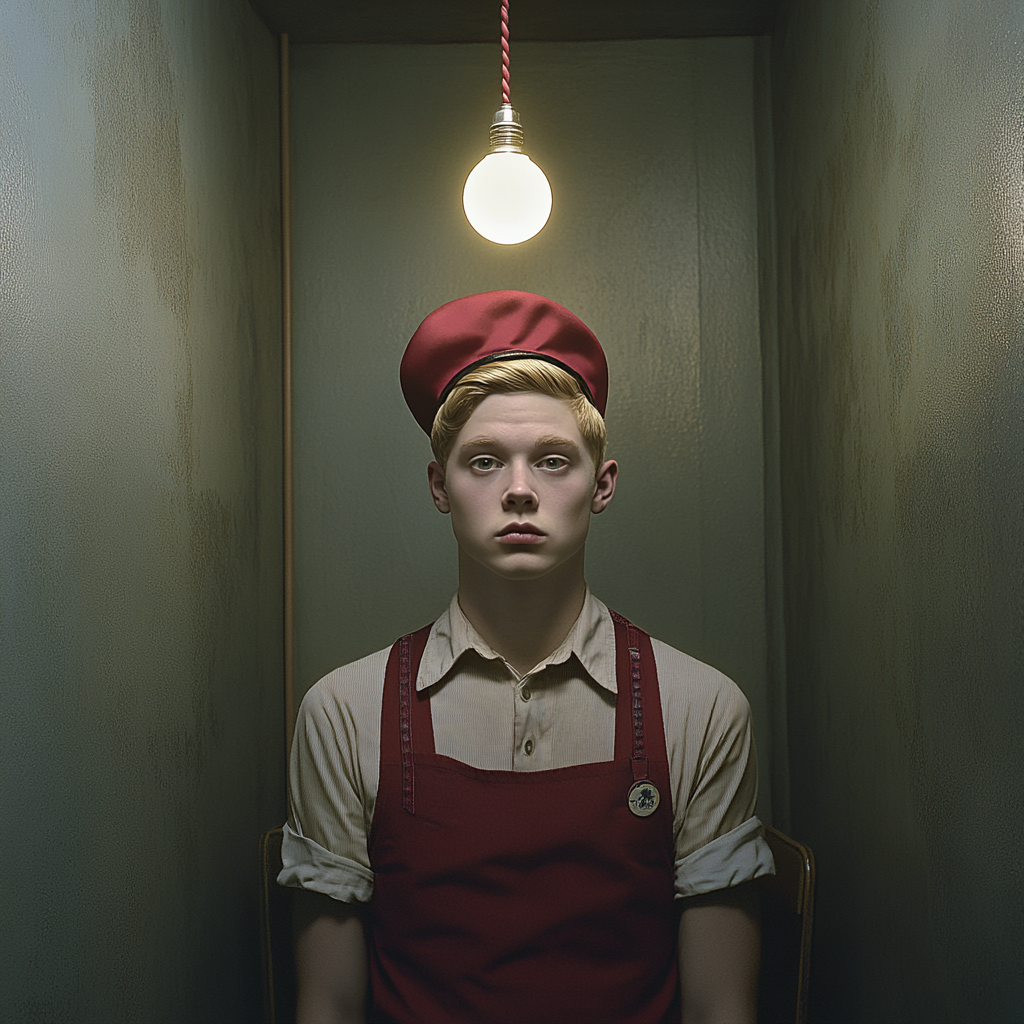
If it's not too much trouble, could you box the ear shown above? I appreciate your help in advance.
[427,461,451,514]
[591,459,618,514]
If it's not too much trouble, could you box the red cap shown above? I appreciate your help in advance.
[400,291,608,434]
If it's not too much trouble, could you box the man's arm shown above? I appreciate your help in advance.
[293,889,368,1024]
[677,881,760,1024]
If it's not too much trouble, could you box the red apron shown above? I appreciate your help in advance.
[367,611,679,1024]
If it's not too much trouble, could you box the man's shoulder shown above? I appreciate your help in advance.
[297,608,452,723]
[646,634,752,725]
[298,645,393,720]
[646,634,739,689]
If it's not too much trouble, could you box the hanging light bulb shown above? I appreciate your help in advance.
[463,2,551,245]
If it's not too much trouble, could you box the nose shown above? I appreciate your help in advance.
[502,461,538,512]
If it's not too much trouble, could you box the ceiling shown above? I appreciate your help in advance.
[247,1,781,44]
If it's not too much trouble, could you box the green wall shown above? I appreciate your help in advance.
[0,1,283,1021]
[9,5,1018,1019]
[771,2,1024,1020]
[290,38,777,821]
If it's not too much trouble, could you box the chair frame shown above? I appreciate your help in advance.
[259,828,295,1024]
[759,825,816,1024]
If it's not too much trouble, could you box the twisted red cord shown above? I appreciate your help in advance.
[500,1,510,105]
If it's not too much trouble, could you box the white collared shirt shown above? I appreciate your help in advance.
[281,590,774,903]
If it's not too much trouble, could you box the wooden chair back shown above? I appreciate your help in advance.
[757,826,816,1024]
[258,828,296,1024]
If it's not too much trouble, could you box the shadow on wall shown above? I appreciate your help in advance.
[772,1,1024,1022]
[0,1,283,1021]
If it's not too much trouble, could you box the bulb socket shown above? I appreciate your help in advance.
[488,103,525,152]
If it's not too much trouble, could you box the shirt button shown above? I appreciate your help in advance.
[521,686,532,702]
[524,739,534,755]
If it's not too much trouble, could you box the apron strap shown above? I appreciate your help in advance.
[381,623,433,815]
[610,610,659,781]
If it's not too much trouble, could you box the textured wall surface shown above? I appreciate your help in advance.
[0,2,283,1021]
[772,2,1024,1020]
[290,39,776,819]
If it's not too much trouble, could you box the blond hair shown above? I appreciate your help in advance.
[430,359,607,471]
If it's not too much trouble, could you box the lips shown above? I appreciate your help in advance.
[498,522,545,538]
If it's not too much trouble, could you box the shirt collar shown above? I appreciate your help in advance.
[417,588,618,694]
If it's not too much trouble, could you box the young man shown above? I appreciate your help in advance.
[280,291,774,1024]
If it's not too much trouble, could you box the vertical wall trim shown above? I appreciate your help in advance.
[281,33,296,756]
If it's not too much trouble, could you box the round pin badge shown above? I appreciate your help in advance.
[627,780,660,817]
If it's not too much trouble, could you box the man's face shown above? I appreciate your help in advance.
[427,392,617,582]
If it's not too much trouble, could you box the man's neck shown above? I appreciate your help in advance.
[456,554,588,676]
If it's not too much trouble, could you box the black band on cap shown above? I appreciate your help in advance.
[436,350,597,411]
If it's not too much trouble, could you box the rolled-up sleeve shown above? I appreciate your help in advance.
[279,824,373,902]
[673,816,774,897]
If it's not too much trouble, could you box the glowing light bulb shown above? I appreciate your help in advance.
[463,105,551,245]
